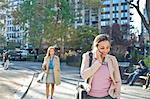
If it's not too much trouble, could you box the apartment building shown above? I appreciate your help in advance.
[72,0,131,39]
[5,0,25,48]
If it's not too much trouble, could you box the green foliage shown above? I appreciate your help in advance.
[12,0,74,49]
[130,48,144,64]
[0,0,8,9]
[0,34,6,46]
[6,42,20,50]
[38,54,45,62]
[84,0,106,9]
[66,55,82,67]
[144,56,150,68]
[26,54,35,61]
[77,25,99,53]
[59,0,73,23]
[84,0,101,8]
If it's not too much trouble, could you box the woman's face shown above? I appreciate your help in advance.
[97,40,111,58]
[49,48,55,56]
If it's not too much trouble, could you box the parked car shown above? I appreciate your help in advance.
[9,50,28,61]
[9,50,21,61]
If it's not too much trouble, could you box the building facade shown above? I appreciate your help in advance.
[72,0,131,40]
[5,0,25,48]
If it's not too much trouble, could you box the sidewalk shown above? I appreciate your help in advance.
[1,62,150,99]
[23,63,80,99]
[22,63,150,99]
[0,63,33,99]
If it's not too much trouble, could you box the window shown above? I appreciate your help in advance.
[7,21,9,25]
[121,5,127,10]
[113,0,119,4]
[103,0,110,5]
[101,21,106,26]
[101,21,109,26]
[101,14,110,19]
[102,7,110,12]
[113,6,118,11]
[122,0,126,3]
[121,12,127,17]
[121,20,127,24]
[113,13,118,18]
[7,27,9,32]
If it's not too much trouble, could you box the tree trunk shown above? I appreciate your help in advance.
[146,0,150,24]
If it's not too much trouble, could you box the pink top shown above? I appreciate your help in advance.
[88,63,112,97]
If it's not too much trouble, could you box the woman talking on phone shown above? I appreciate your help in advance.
[80,34,121,99]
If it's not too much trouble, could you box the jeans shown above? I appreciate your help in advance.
[126,72,140,85]
[87,95,114,99]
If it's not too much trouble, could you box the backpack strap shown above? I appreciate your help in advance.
[87,51,93,83]
[89,51,93,67]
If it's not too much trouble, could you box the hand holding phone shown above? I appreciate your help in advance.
[96,50,102,63]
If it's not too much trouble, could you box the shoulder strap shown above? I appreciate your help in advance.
[87,51,93,83]
[89,51,93,67]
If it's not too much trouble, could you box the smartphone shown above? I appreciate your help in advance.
[98,49,103,56]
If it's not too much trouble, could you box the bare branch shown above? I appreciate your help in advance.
[146,0,150,24]
[135,6,150,31]
[137,0,140,7]
[127,0,150,33]
[126,1,138,9]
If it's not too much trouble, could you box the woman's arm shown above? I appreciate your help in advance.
[55,56,60,71]
[113,56,121,99]
[80,53,101,80]
[42,57,48,71]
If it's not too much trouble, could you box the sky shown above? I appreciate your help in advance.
[131,0,146,34]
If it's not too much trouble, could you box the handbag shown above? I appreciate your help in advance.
[75,51,93,99]
[37,71,47,83]
[75,82,90,99]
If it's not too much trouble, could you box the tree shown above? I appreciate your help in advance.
[12,0,77,59]
[0,0,7,28]
[77,25,99,53]
[0,0,7,48]
[0,0,7,9]
[12,0,47,49]
[12,0,73,50]
[127,0,150,40]
[0,34,6,48]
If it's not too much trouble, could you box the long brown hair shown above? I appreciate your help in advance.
[45,46,55,58]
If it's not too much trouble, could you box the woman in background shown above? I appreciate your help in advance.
[42,46,61,99]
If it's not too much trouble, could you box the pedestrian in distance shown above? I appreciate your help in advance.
[124,60,148,86]
[80,34,121,99]
[42,46,61,99]
[2,50,10,70]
